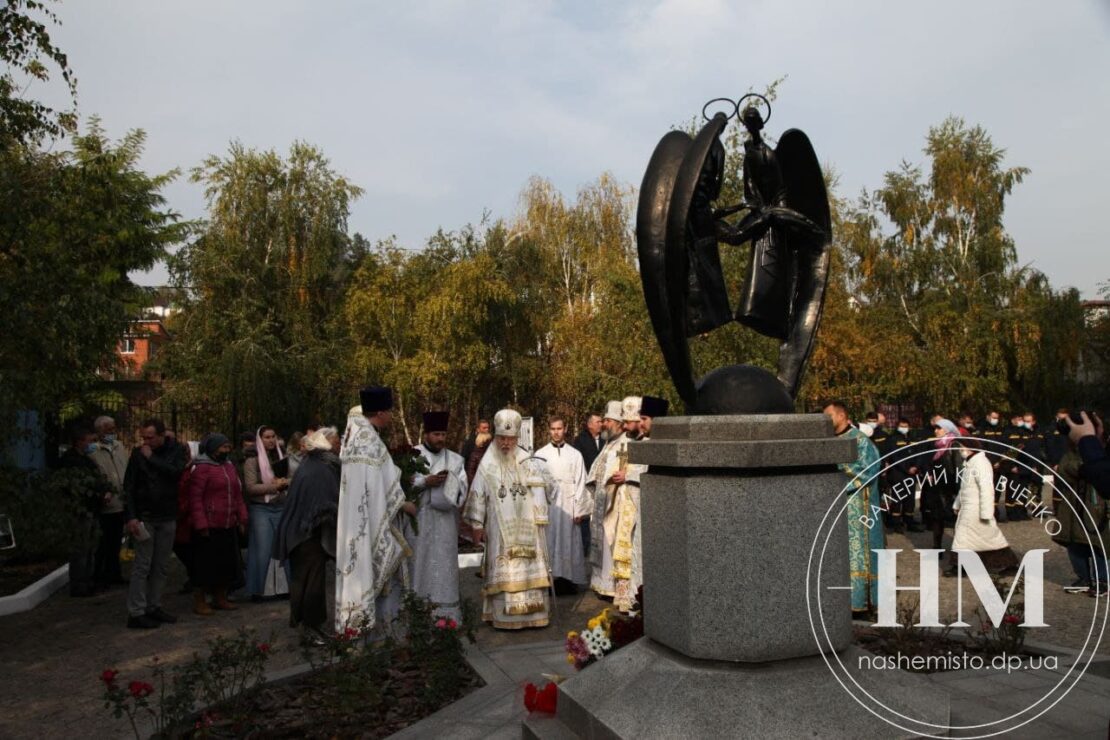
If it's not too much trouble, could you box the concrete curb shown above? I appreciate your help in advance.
[0,563,69,617]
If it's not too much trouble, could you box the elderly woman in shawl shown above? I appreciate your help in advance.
[275,427,341,635]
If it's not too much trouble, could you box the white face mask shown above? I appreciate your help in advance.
[988,418,998,426]
[897,427,909,435]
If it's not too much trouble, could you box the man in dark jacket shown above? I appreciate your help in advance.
[573,412,604,555]
[1068,412,1110,500]
[123,417,186,629]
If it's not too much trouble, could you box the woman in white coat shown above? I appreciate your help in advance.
[945,436,1019,576]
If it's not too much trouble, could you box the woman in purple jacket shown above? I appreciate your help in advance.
[188,433,249,615]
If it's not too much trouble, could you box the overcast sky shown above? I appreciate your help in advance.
[41,0,1110,297]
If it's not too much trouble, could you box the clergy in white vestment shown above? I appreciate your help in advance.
[625,395,669,610]
[334,386,416,635]
[535,415,589,592]
[464,408,557,629]
[587,400,626,599]
[409,410,469,622]
[588,397,644,612]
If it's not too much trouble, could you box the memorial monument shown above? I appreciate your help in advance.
[524,97,949,738]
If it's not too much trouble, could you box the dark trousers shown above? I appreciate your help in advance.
[289,537,329,630]
[94,511,125,584]
[69,517,99,596]
[173,542,196,584]
[579,516,591,557]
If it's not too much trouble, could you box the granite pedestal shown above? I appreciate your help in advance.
[523,414,950,739]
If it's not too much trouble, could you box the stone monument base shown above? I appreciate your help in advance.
[523,638,951,739]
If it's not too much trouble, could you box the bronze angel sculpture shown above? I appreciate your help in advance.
[637,95,832,414]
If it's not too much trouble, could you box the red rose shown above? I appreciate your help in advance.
[448,619,458,629]
[435,618,448,629]
[1002,615,1021,625]
[524,682,538,712]
[100,669,118,685]
[257,643,271,654]
[128,680,154,698]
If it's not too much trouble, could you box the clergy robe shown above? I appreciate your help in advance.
[464,446,556,629]
[535,442,589,584]
[837,425,886,614]
[588,432,639,607]
[334,412,411,635]
[409,443,468,621]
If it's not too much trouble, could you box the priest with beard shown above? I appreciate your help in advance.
[464,408,557,629]
[334,386,416,636]
[588,397,645,611]
[535,415,589,594]
[409,411,469,622]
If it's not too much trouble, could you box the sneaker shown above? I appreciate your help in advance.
[1088,583,1108,597]
[146,607,178,624]
[1064,579,1091,593]
[127,614,161,629]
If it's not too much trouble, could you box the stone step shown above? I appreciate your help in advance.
[521,714,582,740]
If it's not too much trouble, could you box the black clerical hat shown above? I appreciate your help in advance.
[359,386,393,413]
[423,411,449,433]
[640,395,669,418]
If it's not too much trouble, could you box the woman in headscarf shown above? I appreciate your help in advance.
[945,435,1019,576]
[243,425,291,601]
[274,427,342,636]
[188,433,249,615]
[920,419,961,550]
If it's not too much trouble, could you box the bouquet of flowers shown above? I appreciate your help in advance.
[390,444,430,534]
[564,588,644,671]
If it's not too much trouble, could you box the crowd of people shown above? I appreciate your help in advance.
[830,404,1110,617]
[58,394,1109,638]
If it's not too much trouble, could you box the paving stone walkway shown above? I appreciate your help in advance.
[0,518,1106,738]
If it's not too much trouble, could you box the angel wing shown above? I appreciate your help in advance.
[636,130,697,407]
[773,128,832,398]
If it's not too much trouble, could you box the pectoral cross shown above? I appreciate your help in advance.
[617,445,629,473]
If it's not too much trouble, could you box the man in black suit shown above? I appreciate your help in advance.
[572,412,604,555]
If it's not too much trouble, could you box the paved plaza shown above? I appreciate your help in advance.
[0,518,1107,738]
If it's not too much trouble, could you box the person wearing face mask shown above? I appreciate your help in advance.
[90,415,130,588]
[885,418,923,533]
[978,410,1006,518]
[945,435,1018,577]
[187,433,249,615]
[1000,414,1031,521]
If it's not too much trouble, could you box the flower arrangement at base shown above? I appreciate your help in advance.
[565,587,644,670]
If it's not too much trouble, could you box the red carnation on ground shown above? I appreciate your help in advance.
[257,643,271,654]
[448,618,458,629]
[1002,614,1021,625]
[99,669,118,686]
[435,618,448,629]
